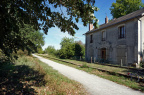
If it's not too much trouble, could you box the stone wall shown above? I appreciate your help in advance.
[85,18,141,66]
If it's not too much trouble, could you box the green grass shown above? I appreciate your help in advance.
[39,54,144,92]
[41,54,144,75]
[61,59,131,74]
[0,55,88,95]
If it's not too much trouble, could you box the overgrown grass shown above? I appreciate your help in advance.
[41,54,144,75]
[0,55,88,95]
[39,54,144,92]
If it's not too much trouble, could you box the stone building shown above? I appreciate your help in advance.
[85,9,144,66]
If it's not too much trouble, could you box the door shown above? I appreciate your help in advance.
[117,47,127,65]
[101,48,106,60]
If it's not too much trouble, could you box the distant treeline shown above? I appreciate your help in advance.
[43,37,85,60]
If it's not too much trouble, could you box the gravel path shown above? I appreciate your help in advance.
[33,54,144,95]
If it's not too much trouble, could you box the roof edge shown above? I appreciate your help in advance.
[85,11,144,35]
[83,8,144,35]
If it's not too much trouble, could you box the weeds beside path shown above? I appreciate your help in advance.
[34,54,144,95]
[0,55,87,95]
[39,54,144,92]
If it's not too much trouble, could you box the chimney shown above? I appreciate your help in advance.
[89,23,93,31]
[105,16,108,24]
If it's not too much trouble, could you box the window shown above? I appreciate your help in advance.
[102,31,106,41]
[118,26,125,39]
[90,34,93,43]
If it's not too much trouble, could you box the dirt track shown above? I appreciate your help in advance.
[33,54,144,95]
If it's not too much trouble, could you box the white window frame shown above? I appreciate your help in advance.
[118,24,126,39]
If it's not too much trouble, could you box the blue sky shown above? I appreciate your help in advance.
[42,0,144,50]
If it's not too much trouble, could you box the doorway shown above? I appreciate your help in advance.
[101,48,106,60]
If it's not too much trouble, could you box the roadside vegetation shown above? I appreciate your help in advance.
[0,51,88,95]
[43,37,85,60]
[39,54,144,92]
[1,0,144,94]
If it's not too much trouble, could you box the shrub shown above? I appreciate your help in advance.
[80,63,89,68]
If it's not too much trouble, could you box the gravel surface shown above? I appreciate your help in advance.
[33,54,144,95]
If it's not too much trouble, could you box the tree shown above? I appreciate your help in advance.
[0,23,44,57]
[20,24,45,51]
[16,24,45,55]
[37,46,44,54]
[0,0,99,57]
[75,40,85,47]
[59,37,75,59]
[110,0,144,18]
[74,41,85,58]
[60,37,74,48]
[44,46,56,55]
[59,38,85,59]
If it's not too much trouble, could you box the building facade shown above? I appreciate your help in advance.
[85,9,144,66]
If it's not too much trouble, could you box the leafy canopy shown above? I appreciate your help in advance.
[75,41,85,57]
[44,46,56,55]
[59,37,75,59]
[58,37,85,59]
[110,0,144,18]
[0,0,98,57]
[20,24,45,48]
[60,37,75,48]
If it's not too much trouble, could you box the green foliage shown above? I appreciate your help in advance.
[110,0,144,18]
[37,46,44,54]
[0,23,45,58]
[75,41,85,58]
[20,25,45,47]
[44,46,57,55]
[59,37,75,59]
[19,24,45,53]
[80,63,89,68]
[0,50,10,65]
[0,0,98,58]
[140,61,144,68]
[58,37,85,59]
[60,37,75,48]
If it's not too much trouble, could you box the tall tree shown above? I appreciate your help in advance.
[44,46,56,55]
[59,37,75,59]
[60,37,74,48]
[75,41,85,58]
[20,24,45,55]
[110,0,144,18]
[20,24,45,48]
[0,0,98,57]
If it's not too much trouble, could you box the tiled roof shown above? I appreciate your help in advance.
[86,8,144,34]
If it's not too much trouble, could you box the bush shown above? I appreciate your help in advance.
[44,46,56,55]
[58,37,85,59]
[140,62,144,68]
[59,44,75,59]
[80,63,89,68]
[74,43,85,58]
[37,47,44,54]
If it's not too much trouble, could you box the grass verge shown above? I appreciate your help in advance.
[0,55,88,95]
[39,54,144,92]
